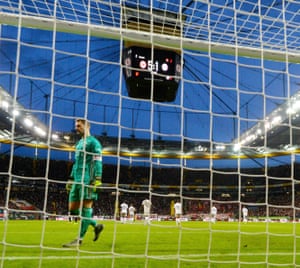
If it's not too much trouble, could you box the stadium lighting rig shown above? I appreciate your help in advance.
[232,90,300,153]
[0,86,62,145]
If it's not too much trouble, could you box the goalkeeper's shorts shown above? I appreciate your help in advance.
[69,183,98,202]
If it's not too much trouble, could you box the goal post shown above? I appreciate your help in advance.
[1,7,300,63]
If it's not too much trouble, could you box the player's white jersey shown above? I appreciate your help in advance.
[211,206,217,215]
[129,205,135,216]
[142,199,151,215]
[174,202,182,215]
[242,207,248,216]
[120,202,128,215]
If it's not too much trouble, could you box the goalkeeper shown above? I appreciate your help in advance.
[63,118,104,247]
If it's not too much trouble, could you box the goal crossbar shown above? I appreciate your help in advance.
[1,12,299,63]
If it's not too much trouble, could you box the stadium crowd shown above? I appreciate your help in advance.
[0,154,300,220]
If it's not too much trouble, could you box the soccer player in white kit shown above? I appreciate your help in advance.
[174,200,182,226]
[120,201,128,223]
[242,206,248,222]
[142,198,152,225]
[128,204,136,223]
[211,205,217,223]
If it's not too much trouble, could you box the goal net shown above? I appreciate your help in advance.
[1,0,300,267]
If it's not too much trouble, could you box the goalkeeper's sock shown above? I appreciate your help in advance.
[80,208,97,239]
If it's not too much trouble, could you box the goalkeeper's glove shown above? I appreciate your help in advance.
[91,177,102,192]
[65,179,73,193]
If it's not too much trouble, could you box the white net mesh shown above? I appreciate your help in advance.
[1,0,300,267]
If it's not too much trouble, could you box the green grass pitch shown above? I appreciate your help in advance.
[0,220,299,267]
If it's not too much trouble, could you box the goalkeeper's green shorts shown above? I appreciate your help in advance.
[68,183,98,202]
